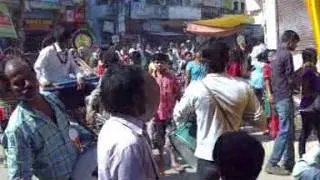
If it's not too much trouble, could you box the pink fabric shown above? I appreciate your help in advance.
[227,60,242,77]
[154,72,181,121]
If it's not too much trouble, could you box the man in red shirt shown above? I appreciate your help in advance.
[149,53,184,175]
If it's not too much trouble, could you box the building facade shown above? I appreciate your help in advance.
[87,0,228,46]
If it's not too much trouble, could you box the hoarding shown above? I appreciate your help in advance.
[0,3,17,38]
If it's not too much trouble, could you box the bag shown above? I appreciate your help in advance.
[299,95,320,113]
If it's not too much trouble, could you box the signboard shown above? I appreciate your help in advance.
[131,2,168,19]
[168,7,201,20]
[25,19,53,31]
[0,3,17,38]
[112,35,120,44]
[29,0,60,10]
[66,10,74,22]
[103,21,114,33]
[118,15,126,33]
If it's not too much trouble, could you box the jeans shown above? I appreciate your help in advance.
[197,158,220,180]
[269,98,295,169]
[299,112,320,158]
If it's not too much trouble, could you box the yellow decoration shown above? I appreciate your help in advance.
[305,0,320,60]
[192,15,254,28]
[75,33,92,49]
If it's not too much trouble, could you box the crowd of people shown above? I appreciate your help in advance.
[0,26,319,180]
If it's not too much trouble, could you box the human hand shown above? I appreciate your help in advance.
[77,78,85,90]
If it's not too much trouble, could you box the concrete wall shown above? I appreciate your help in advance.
[263,0,278,50]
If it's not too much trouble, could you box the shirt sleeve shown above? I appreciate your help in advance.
[2,129,33,180]
[108,145,145,180]
[292,147,320,180]
[173,83,196,125]
[285,53,294,76]
[34,50,50,85]
[263,65,271,80]
[242,87,267,129]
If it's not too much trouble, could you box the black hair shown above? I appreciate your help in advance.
[302,48,317,64]
[202,42,230,73]
[130,51,141,65]
[213,131,265,180]
[153,53,169,63]
[100,65,146,116]
[184,51,192,57]
[55,28,72,44]
[281,30,300,43]
[101,48,120,68]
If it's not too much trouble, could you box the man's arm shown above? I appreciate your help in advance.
[69,58,84,81]
[2,129,33,180]
[242,87,267,131]
[173,84,196,125]
[34,50,50,86]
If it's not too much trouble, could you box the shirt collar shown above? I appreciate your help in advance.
[111,114,145,135]
[54,42,63,52]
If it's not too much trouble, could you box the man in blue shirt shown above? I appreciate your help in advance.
[2,58,82,180]
[265,30,300,176]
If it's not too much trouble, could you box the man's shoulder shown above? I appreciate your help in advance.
[39,45,55,55]
[99,119,142,148]
[5,105,34,134]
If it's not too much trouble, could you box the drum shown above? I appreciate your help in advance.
[72,144,98,180]
[169,121,197,168]
[42,76,99,92]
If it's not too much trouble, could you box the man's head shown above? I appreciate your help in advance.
[101,48,120,68]
[55,27,72,49]
[302,48,317,65]
[101,65,159,119]
[153,53,169,73]
[184,51,193,61]
[281,30,300,51]
[4,58,39,101]
[130,51,141,65]
[202,42,230,73]
[213,131,265,180]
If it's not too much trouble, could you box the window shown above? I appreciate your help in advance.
[241,2,245,13]
[233,1,239,12]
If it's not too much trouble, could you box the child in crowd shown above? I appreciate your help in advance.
[149,53,184,175]
[257,50,279,138]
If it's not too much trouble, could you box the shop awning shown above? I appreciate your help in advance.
[186,15,254,36]
[0,3,17,38]
[191,15,254,28]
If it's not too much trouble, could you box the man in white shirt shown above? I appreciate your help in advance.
[98,65,160,180]
[173,42,267,180]
[34,28,87,109]
[250,39,267,64]
[34,28,84,88]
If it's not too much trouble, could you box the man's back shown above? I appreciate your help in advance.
[271,48,294,102]
[97,115,158,180]
[174,73,264,161]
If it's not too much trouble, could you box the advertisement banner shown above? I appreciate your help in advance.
[29,0,60,10]
[0,3,17,38]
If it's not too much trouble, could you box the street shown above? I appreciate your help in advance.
[0,126,318,180]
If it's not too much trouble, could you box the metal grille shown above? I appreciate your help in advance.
[277,0,316,50]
